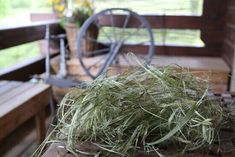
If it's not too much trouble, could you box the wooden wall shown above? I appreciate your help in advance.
[222,0,235,90]
[223,0,235,68]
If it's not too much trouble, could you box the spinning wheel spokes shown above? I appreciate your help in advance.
[77,8,154,79]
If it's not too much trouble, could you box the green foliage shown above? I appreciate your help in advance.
[10,0,30,8]
[94,0,204,15]
[0,42,39,69]
[64,7,93,27]
[0,0,9,17]
[62,0,94,27]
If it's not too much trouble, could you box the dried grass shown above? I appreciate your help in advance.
[32,57,227,157]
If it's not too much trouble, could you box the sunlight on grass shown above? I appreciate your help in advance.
[0,42,40,69]
[0,0,51,27]
[95,0,204,16]
[0,0,49,69]
[98,27,204,47]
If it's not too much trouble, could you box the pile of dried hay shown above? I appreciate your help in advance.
[33,63,227,157]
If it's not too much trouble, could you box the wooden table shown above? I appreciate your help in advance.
[42,135,235,157]
[41,93,235,157]
[0,80,50,144]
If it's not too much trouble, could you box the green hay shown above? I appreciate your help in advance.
[33,63,227,157]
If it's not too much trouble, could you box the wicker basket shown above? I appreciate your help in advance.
[65,23,99,58]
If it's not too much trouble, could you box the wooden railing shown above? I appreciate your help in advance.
[0,21,61,50]
[0,21,64,81]
[0,0,228,80]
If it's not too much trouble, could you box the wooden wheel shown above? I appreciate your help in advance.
[77,8,154,79]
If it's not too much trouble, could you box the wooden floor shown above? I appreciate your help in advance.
[0,114,51,157]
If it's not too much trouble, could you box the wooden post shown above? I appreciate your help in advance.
[200,0,227,59]
[35,110,46,144]
[230,43,235,91]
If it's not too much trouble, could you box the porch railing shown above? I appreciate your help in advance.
[0,21,63,81]
[0,0,228,81]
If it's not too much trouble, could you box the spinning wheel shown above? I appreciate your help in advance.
[44,8,154,87]
[77,8,154,79]
[43,9,154,122]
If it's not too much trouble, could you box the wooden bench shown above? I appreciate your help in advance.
[51,55,230,85]
[0,80,50,144]
[50,55,230,101]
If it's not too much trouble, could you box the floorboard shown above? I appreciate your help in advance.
[0,111,52,157]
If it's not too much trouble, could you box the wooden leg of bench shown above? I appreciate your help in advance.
[35,110,46,144]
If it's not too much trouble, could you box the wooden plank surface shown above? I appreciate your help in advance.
[50,54,230,94]
[222,39,234,69]
[35,111,46,144]
[0,82,50,117]
[120,44,222,57]
[0,81,8,87]
[42,143,222,157]
[51,55,230,80]
[42,143,69,157]
[151,56,229,72]
[98,15,223,30]
[0,112,52,157]
[0,52,59,81]
[222,0,235,90]
[0,118,37,157]
[0,82,35,104]
[224,24,235,42]
[0,81,50,142]
[0,81,21,96]
[52,55,230,72]
[30,13,59,22]
[202,0,227,18]
[0,21,63,50]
